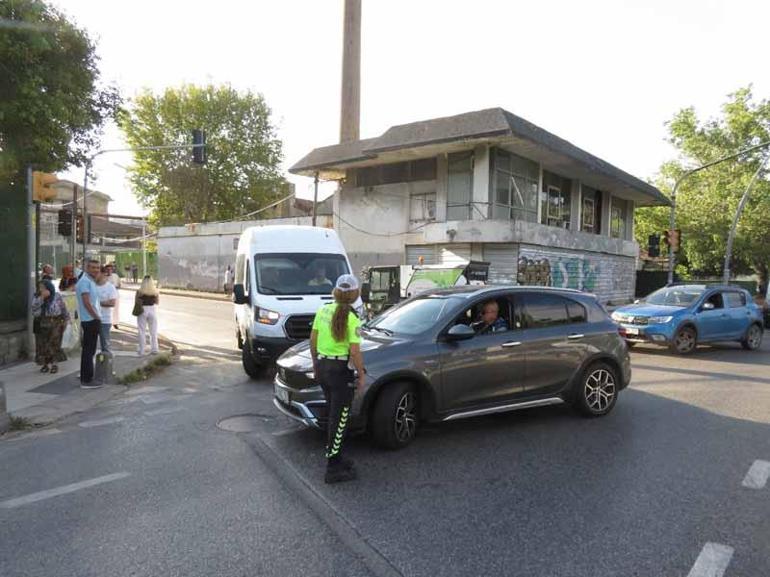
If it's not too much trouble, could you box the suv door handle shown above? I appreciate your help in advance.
[567,334,585,340]
[501,341,522,348]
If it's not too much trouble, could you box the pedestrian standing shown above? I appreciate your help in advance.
[131,263,138,284]
[75,259,102,388]
[74,259,83,280]
[105,263,122,329]
[310,274,366,484]
[96,267,118,354]
[59,265,77,292]
[40,263,54,281]
[32,279,69,374]
[224,265,234,295]
[135,275,160,356]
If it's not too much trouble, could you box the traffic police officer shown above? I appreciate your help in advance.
[310,274,366,484]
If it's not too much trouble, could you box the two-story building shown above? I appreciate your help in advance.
[290,108,669,304]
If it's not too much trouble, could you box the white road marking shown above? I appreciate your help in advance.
[144,406,182,416]
[742,460,770,489]
[0,472,131,509]
[687,543,734,577]
[78,416,125,428]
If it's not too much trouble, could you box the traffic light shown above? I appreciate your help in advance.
[192,129,207,164]
[647,233,660,258]
[57,209,72,236]
[670,229,681,252]
[662,229,670,250]
[32,171,58,202]
[76,214,84,243]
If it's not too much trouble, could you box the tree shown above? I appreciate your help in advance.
[636,87,770,289]
[0,0,120,181]
[118,84,288,226]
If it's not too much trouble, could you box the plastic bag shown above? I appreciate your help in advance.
[61,321,80,352]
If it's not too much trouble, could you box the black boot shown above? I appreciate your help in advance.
[325,465,358,484]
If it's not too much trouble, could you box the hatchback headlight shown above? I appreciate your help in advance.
[256,307,281,325]
[648,315,672,324]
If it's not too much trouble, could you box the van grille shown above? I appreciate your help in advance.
[285,314,315,339]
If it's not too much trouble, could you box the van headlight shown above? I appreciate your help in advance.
[256,307,281,325]
[648,315,672,324]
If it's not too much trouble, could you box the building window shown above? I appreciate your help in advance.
[447,151,474,220]
[355,158,437,187]
[410,192,437,222]
[610,197,628,239]
[491,148,538,222]
[580,185,602,234]
[541,171,572,229]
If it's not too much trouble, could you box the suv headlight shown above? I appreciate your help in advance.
[256,307,281,325]
[648,315,672,324]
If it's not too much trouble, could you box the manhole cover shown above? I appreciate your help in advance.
[217,414,275,432]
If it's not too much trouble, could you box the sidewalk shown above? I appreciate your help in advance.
[0,324,175,429]
[121,282,231,302]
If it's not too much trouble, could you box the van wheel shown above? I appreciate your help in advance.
[573,362,618,417]
[371,382,418,450]
[241,343,264,379]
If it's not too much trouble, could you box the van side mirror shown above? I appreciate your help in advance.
[233,283,248,305]
[446,324,475,341]
[361,282,371,303]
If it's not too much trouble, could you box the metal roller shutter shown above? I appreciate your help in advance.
[439,243,472,266]
[405,245,437,265]
[483,243,518,285]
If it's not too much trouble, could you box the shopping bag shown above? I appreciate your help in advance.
[61,322,79,351]
[132,295,144,317]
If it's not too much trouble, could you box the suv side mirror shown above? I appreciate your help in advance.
[233,283,248,305]
[361,282,371,303]
[701,302,715,311]
[446,324,475,341]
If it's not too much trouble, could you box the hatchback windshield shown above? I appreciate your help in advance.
[645,286,705,307]
[255,253,349,295]
[367,296,454,335]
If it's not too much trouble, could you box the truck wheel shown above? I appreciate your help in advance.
[241,343,264,379]
[670,326,697,355]
[371,382,418,450]
[741,323,763,351]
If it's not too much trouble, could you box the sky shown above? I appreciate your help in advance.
[56,0,770,216]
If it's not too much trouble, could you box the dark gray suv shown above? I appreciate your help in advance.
[274,286,631,449]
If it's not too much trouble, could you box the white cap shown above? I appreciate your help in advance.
[335,274,360,292]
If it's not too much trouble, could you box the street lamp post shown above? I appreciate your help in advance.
[667,140,770,284]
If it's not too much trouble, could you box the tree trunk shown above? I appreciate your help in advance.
[755,262,769,296]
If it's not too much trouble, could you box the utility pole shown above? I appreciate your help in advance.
[312,172,319,227]
[26,167,35,355]
[722,153,770,284]
[142,220,147,276]
[340,0,361,143]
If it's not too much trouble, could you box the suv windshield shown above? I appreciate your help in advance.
[645,286,705,307]
[367,296,454,335]
[255,253,349,295]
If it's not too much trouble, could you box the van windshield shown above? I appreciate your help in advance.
[254,253,350,295]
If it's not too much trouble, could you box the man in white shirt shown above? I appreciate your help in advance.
[96,268,118,354]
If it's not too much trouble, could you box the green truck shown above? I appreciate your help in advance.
[361,261,490,317]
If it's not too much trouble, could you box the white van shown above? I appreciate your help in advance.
[233,225,356,377]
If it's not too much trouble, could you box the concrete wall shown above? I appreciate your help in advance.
[158,215,333,290]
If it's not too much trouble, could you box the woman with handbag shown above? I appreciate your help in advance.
[134,275,160,356]
[32,279,70,373]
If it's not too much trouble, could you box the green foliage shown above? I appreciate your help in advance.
[0,0,120,182]
[118,84,289,226]
[636,87,770,287]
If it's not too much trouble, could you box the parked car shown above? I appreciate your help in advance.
[611,284,764,354]
[274,286,631,449]
[233,225,360,378]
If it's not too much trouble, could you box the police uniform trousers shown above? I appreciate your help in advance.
[318,358,355,466]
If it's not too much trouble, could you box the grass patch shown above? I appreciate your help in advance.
[9,415,32,431]
[119,353,173,385]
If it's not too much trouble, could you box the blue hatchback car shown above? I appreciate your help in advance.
[611,284,764,354]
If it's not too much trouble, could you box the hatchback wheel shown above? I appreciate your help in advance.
[670,326,697,355]
[741,324,763,351]
[371,382,418,449]
[574,362,618,417]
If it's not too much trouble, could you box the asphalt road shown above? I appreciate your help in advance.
[2,294,770,577]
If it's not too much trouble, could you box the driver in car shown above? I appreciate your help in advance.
[472,300,509,334]
[308,265,332,287]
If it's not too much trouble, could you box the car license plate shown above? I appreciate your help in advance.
[625,327,640,335]
[275,383,290,404]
